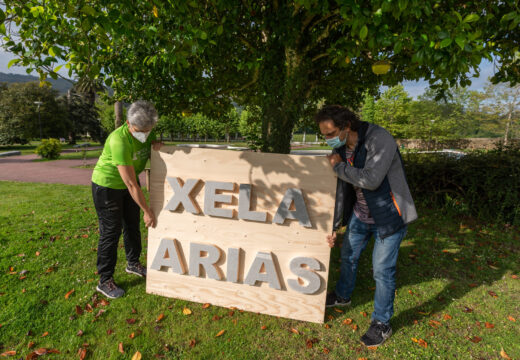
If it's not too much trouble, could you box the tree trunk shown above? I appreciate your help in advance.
[114,101,123,128]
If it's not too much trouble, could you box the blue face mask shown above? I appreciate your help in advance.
[326,135,346,149]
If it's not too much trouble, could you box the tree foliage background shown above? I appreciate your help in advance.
[2,0,519,152]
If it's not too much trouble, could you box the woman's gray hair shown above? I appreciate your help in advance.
[127,100,158,130]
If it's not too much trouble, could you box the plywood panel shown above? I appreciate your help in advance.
[146,147,336,323]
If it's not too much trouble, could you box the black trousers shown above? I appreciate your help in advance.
[92,182,142,283]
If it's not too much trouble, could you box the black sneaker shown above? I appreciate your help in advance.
[126,262,147,278]
[325,292,351,307]
[360,320,392,347]
[96,278,125,299]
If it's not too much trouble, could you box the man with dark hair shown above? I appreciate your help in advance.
[316,105,417,347]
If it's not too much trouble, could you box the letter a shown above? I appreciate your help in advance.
[273,188,311,227]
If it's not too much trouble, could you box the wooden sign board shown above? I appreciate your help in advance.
[146,147,336,323]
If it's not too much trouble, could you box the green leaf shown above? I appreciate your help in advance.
[463,14,479,23]
[7,58,20,68]
[217,25,223,35]
[455,35,465,50]
[149,25,157,32]
[81,5,97,17]
[500,11,517,23]
[440,38,452,48]
[359,25,368,40]
[0,7,5,23]
[453,11,462,23]
[0,23,5,36]
[200,31,207,40]
[398,0,408,11]
[54,65,64,72]
[188,1,198,7]
[48,47,56,57]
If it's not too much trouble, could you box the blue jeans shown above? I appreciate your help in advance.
[335,213,407,325]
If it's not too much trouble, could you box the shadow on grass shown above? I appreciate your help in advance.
[326,208,520,332]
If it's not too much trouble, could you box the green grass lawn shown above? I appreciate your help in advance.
[0,181,519,359]
[0,141,101,156]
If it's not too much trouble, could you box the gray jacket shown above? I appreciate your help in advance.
[332,123,418,232]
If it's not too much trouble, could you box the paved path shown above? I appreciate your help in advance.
[0,154,146,186]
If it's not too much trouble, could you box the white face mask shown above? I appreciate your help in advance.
[132,130,151,143]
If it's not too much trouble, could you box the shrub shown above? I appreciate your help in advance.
[403,143,520,225]
[35,138,62,160]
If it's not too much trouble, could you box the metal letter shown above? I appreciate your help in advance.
[244,252,281,290]
[287,257,322,295]
[188,242,223,280]
[150,238,186,274]
[204,181,234,218]
[226,248,240,283]
[165,177,200,214]
[238,184,267,222]
[273,188,312,228]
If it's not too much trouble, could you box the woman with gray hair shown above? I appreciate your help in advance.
[91,100,163,299]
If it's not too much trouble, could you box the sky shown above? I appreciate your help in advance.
[0,49,496,98]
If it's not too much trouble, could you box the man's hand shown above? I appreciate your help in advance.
[326,153,342,168]
[144,209,157,228]
[152,141,164,151]
[326,232,337,248]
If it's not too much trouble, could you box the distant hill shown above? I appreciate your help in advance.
[0,72,74,94]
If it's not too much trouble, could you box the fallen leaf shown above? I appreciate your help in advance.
[41,332,49,337]
[512,275,518,279]
[118,342,124,354]
[228,311,235,317]
[99,299,110,306]
[489,264,499,270]
[470,336,482,343]
[468,283,478,288]
[182,308,192,315]
[429,320,441,328]
[126,318,136,324]
[443,314,453,320]
[94,309,105,319]
[216,330,225,337]
[342,318,353,325]
[361,311,368,317]
[77,330,84,336]
[85,304,93,313]
[189,339,196,348]
[28,342,35,349]
[324,324,330,329]
[19,276,26,280]
[212,315,221,321]
[350,324,358,331]
[0,351,16,356]
[156,314,164,322]
[261,325,267,330]
[129,332,135,339]
[75,305,83,315]
[358,358,368,360]
[78,347,87,360]
[417,311,430,315]
[488,291,498,298]
[323,348,330,354]
[507,316,516,322]
[35,251,40,256]
[65,289,75,299]
[500,348,511,359]
[81,234,89,239]
[418,339,427,348]
[35,348,48,355]
[334,308,343,313]
[202,303,210,309]
[290,328,299,335]
[327,315,334,320]
[485,322,494,329]
[131,308,137,314]
[131,351,142,360]
[106,329,114,335]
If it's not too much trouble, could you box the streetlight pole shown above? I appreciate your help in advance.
[429,119,435,151]
[34,101,43,140]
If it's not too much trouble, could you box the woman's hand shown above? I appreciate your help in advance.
[152,141,163,151]
[144,209,157,228]
[326,231,337,248]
